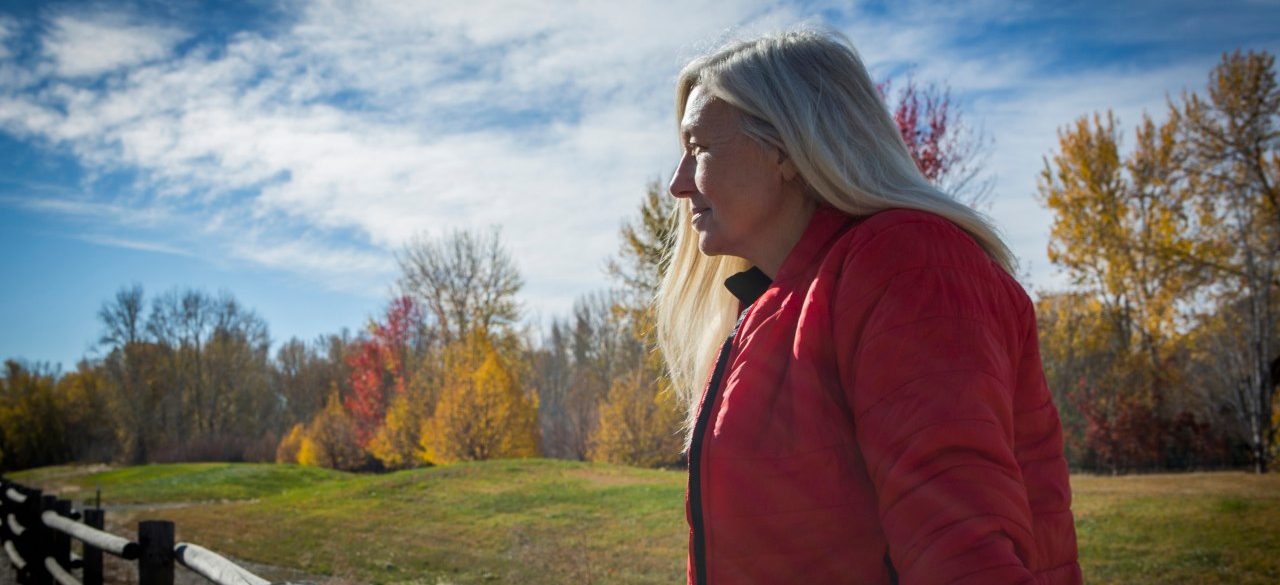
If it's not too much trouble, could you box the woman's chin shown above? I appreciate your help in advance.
[696,233,723,257]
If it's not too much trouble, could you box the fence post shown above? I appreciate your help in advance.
[32,495,55,585]
[81,508,104,585]
[50,501,72,574]
[137,520,174,585]
[0,479,11,557]
[0,479,11,584]
[14,488,44,585]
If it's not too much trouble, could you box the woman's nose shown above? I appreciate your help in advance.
[669,155,695,199]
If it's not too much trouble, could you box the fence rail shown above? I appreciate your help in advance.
[39,512,137,560]
[174,544,270,585]
[1,476,280,585]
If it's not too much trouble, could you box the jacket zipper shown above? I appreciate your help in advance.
[689,308,751,585]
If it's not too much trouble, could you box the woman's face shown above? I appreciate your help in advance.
[669,86,799,262]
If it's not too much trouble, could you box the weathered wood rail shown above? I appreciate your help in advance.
[0,477,274,585]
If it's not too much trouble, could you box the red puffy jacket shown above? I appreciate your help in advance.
[686,206,1080,584]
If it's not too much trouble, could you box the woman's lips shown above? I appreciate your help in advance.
[691,206,711,225]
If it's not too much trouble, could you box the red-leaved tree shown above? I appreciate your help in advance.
[879,78,993,209]
[345,296,422,447]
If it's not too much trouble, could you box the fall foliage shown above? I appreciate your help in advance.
[345,296,422,448]
[296,393,368,471]
[1039,49,1279,472]
[880,77,993,208]
[590,370,683,468]
[422,332,538,463]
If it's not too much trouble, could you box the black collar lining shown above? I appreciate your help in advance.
[724,266,772,305]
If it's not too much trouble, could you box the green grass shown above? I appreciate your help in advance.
[10,462,349,505]
[1071,472,1280,584]
[9,462,1280,584]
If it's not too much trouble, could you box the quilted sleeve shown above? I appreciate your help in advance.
[834,217,1038,585]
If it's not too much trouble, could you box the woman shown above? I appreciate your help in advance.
[658,30,1081,584]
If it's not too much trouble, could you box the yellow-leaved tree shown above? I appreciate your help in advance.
[297,392,366,470]
[275,422,306,463]
[590,369,683,467]
[422,332,538,463]
[368,391,432,468]
[1037,111,1202,401]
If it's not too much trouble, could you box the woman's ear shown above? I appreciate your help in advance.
[777,151,799,183]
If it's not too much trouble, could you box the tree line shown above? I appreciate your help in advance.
[0,202,680,472]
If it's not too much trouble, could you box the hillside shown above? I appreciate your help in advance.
[9,462,1280,584]
[11,460,686,584]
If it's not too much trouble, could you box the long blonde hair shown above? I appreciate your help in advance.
[656,29,1016,446]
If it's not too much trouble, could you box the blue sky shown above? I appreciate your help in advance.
[2,0,1279,370]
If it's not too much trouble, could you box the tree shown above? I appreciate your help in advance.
[1035,292,1103,468]
[96,285,161,463]
[297,392,367,471]
[1038,110,1203,405]
[201,296,274,449]
[368,392,430,468]
[590,370,683,467]
[606,182,676,305]
[1035,50,1280,472]
[397,228,523,345]
[0,361,70,472]
[1177,50,1280,472]
[880,78,994,208]
[276,423,306,464]
[143,288,275,457]
[56,362,116,463]
[275,336,345,428]
[345,296,422,448]
[94,285,278,463]
[1182,300,1267,467]
[98,284,145,348]
[99,340,168,464]
[531,318,583,459]
[422,332,538,463]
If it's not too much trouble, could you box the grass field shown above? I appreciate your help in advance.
[9,461,1280,584]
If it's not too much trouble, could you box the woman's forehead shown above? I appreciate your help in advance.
[681,87,738,137]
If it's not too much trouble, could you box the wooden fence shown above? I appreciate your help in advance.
[0,477,276,585]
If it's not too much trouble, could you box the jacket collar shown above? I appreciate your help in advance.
[724,266,772,305]
[722,204,854,304]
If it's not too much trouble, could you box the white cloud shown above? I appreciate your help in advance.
[228,233,397,297]
[78,234,192,257]
[2,195,174,227]
[42,11,188,77]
